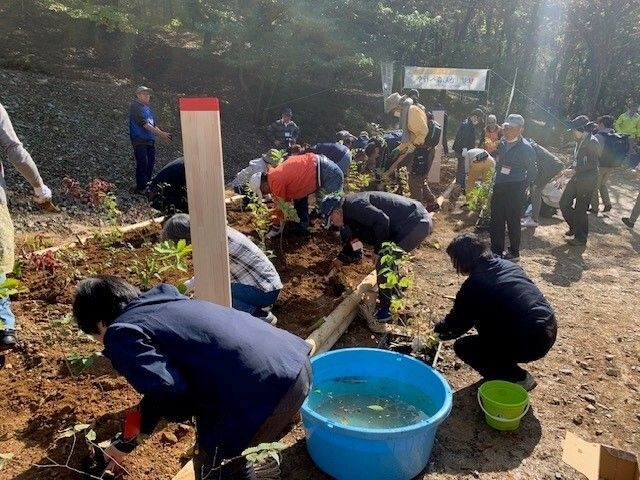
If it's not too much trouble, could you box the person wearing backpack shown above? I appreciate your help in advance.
[590,115,629,213]
[521,140,564,227]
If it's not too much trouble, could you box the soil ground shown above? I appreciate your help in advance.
[1,163,639,479]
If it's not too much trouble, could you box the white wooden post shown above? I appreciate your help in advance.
[430,109,445,183]
[179,97,231,307]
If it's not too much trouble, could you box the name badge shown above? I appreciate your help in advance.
[284,132,291,138]
[351,239,363,252]
[500,166,512,175]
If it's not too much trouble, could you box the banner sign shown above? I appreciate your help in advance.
[380,61,394,104]
[404,67,488,91]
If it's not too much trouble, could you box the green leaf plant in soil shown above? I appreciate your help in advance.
[346,157,371,193]
[245,189,274,258]
[466,169,494,217]
[65,352,98,376]
[274,197,300,259]
[154,239,193,272]
[378,242,413,323]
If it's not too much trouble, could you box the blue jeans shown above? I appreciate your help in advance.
[133,143,156,190]
[231,283,280,316]
[0,273,15,331]
[318,156,345,195]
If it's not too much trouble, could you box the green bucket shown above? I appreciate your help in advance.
[477,380,529,431]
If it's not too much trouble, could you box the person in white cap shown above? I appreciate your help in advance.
[230,149,283,195]
[0,102,53,350]
[490,114,537,261]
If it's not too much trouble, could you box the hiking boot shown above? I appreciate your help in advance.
[255,310,278,325]
[0,330,16,352]
[602,205,612,213]
[516,372,538,391]
[564,230,575,237]
[622,217,635,229]
[567,237,586,246]
[521,217,538,228]
[502,250,520,262]
[373,308,392,323]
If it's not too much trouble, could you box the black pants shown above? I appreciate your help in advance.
[133,143,156,191]
[490,181,527,256]
[453,319,557,382]
[559,174,598,243]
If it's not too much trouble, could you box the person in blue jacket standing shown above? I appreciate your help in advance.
[72,276,311,480]
[490,114,537,261]
[128,86,172,194]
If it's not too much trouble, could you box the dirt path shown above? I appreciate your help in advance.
[280,167,640,480]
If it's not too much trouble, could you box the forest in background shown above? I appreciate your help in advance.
[2,0,639,142]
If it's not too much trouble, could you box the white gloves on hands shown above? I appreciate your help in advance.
[462,148,468,156]
[33,185,52,204]
[265,224,284,239]
[183,277,195,293]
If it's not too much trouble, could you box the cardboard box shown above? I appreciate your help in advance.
[562,432,639,480]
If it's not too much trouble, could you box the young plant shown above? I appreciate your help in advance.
[245,190,272,254]
[22,233,55,252]
[466,180,492,215]
[28,250,61,274]
[378,242,413,322]
[0,277,26,298]
[153,239,193,272]
[128,256,164,288]
[274,197,300,256]
[346,159,371,192]
[65,352,97,376]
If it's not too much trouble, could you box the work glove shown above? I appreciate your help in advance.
[33,185,52,203]
[265,224,284,239]
[462,148,468,157]
[183,277,195,294]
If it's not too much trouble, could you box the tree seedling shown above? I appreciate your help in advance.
[0,277,27,298]
[28,250,61,274]
[245,190,273,256]
[346,159,371,192]
[153,239,192,272]
[274,197,300,257]
[65,352,97,376]
[378,242,413,322]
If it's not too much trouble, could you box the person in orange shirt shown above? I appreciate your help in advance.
[249,152,344,237]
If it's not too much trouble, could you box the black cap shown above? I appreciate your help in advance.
[470,108,485,119]
[283,108,293,116]
[567,115,595,132]
[408,89,419,99]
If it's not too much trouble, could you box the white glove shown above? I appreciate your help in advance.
[462,148,468,156]
[265,224,284,239]
[33,185,52,203]
[184,277,195,293]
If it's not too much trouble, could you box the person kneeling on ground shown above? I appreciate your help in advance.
[434,234,557,391]
[73,275,311,480]
[230,149,283,199]
[321,191,432,323]
[162,214,282,324]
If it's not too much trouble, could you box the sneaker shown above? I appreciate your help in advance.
[373,308,392,323]
[516,372,538,391]
[521,217,538,228]
[566,237,586,246]
[263,311,278,325]
[622,217,635,229]
[602,205,612,213]
[502,251,520,262]
[426,202,440,213]
[0,330,16,352]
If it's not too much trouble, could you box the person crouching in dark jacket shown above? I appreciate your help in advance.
[321,191,432,324]
[72,276,311,480]
[434,234,557,391]
[560,115,600,246]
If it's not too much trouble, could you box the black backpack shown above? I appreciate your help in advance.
[598,132,629,167]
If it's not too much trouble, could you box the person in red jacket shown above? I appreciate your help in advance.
[249,152,344,237]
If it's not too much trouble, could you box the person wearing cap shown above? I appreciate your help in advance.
[161,214,282,324]
[321,192,432,323]
[230,149,283,196]
[310,136,353,174]
[0,102,54,351]
[434,233,557,392]
[383,92,428,178]
[353,131,370,149]
[559,115,599,246]
[72,275,310,480]
[490,114,537,260]
[408,111,443,212]
[614,102,640,161]
[266,108,299,149]
[464,148,496,196]
[336,130,357,149]
[248,152,344,237]
[405,88,426,112]
[453,108,484,190]
[480,114,502,155]
[128,86,172,194]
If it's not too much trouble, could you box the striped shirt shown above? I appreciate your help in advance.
[227,227,282,292]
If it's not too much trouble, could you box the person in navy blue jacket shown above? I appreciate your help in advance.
[490,114,537,260]
[434,234,557,391]
[309,141,352,174]
[128,86,171,194]
[72,276,311,480]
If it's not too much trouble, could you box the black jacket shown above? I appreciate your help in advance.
[573,134,600,176]
[434,257,556,340]
[452,118,477,154]
[341,192,430,252]
[147,157,188,213]
[529,140,563,186]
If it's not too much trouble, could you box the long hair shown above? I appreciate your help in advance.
[446,233,492,275]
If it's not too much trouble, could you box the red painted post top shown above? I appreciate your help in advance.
[179,97,220,111]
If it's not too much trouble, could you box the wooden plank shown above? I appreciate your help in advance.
[173,461,195,480]
[179,97,232,307]
[429,109,445,183]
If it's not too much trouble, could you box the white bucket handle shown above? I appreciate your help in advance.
[477,390,530,423]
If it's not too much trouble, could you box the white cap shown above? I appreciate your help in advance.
[248,172,263,199]
[465,148,490,162]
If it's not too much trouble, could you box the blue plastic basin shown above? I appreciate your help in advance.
[301,348,452,480]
